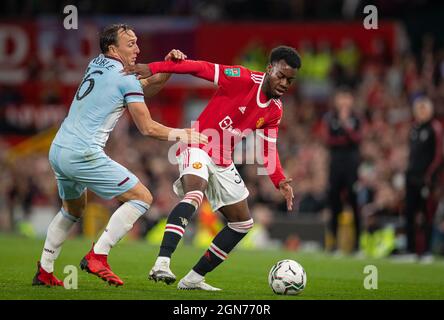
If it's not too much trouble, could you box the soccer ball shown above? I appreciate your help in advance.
[268,259,306,295]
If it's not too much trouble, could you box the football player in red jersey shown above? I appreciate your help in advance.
[124,46,301,290]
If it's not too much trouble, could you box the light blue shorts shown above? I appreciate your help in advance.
[48,144,139,200]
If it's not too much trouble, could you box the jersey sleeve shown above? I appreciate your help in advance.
[148,60,250,88]
[216,64,251,88]
[120,74,145,104]
[257,108,286,189]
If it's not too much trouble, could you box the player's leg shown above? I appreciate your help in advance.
[34,194,86,287]
[149,174,207,284]
[34,145,87,286]
[178,199,252,291]
[178,163,250,291]
[92,182,153,256]
[77,155,151,286]
[149,147,209,284]
[39,194,86,273]
[80,182,152,286]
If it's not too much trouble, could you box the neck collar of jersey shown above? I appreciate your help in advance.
[257,75,272,108]
[104,54,124,67]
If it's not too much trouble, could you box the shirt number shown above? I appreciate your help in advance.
[76,68,104,101]
[231,167,242,184]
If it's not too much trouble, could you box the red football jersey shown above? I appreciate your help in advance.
[148,60,286,188]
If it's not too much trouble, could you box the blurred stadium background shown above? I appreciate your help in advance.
[0,0,444,260]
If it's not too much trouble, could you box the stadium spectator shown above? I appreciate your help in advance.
[404,97,443,261]
[322,87,362,253]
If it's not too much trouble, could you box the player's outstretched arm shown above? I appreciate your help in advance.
[139,49,188,98]
[127,101,208,144]
[124,60,218,84]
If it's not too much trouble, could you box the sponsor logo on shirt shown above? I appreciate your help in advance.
[219,116,242,136]
[224,68,241,77]
[239,106,246,114]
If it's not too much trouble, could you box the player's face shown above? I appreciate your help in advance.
[113,29,140,66]
[265,60,296,99]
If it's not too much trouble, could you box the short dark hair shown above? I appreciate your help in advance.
[269,46,301,69]
[99,24,134,54]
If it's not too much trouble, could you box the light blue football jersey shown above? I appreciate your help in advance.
[52,54,145,153]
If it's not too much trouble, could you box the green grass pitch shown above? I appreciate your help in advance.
[0,233,443,300]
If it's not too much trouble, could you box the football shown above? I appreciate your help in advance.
[268,259,307,295]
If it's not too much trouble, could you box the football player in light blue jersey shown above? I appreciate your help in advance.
[33,24,207,287]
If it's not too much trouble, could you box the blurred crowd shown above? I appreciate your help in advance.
[1,30,444,257]
[0,0,440,22]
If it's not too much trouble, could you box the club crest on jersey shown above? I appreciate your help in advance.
[224,68,241,77]
[256,117,265,128]
[193,162,202,169]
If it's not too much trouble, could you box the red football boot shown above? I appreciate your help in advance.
[80,244,124,287]
[32,261,64,287]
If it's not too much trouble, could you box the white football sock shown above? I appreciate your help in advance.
[94,201,149,255]
[184,269,204,283]
[40,208,79,273]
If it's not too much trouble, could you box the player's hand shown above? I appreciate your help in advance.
[279,178,294,211]
[174,128,208,145]
[122,64,152,79]
[186,128,208,145]
[164,49,187,61]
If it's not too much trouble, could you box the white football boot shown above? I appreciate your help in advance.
[148,260,176,285]
[177,277,221,291]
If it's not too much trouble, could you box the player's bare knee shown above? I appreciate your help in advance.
[60,206,83,222]
[133,183,153,205]
[182,175,208,193]
[119,183,153,205]
[181,190,204,210]
[228,218,254,234]
[139,190,153,206]
[63,199,86,218]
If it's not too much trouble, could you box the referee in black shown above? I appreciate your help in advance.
[322,87,362,253]
[405,97,443,260]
